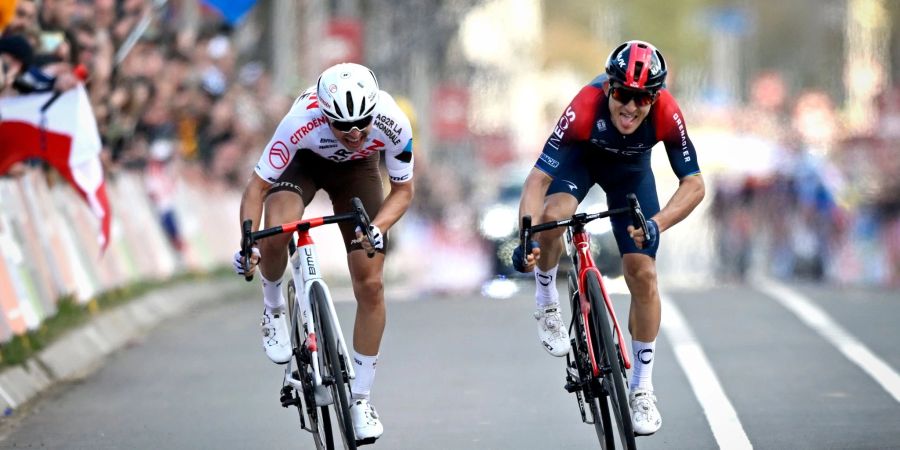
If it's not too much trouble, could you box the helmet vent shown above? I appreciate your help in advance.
[633,61,645,80]
[359,97,366,116]
[345,91,355,119]
[333,102,344,119]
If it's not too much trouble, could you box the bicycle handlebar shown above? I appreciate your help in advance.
[240,197,377,282]
[519,193,649,269]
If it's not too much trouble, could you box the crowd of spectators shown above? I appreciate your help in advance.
[708,71,900,287]
[2,0,288,184]
[1,0,291,251]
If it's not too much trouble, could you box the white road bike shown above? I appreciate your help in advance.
[241,197,376,450]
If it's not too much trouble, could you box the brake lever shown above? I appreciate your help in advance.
[241,219,255,281]
[520,215,532,269]
[351,197,376,259]
[626,193,649,240]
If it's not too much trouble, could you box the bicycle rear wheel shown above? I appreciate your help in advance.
[585,270,635,449]
[313,282,357,450]
[568,270,614,449]
[288,279,333,450]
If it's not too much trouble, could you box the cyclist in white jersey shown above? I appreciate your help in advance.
[234,63,415,443]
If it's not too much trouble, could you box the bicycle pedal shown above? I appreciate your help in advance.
[355,437,378,446]
[313,384,333,406]
[280,387,301,408]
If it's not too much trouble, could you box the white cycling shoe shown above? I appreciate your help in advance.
[350,398,383,444]
[261,309,292,364]
[630,388,662,435]
[534,305,571,357]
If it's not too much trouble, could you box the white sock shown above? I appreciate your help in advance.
[630,339,656,391]
[349,350,378,400]
[261,274,285,312]
[534,266,560,308]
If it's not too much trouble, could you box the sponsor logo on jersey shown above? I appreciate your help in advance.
[328,139,385,162]
[672,112,690,163]
[290,117,328,145]
[394,138,413,163]
[268,141,290,169]
[562,180,578,192]
[596,119,606,132]
[548,106,576,150]
[539,153,560,168]
[390,173,410,182]
[375,114,403,146]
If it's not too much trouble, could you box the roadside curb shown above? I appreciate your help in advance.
[0,278,248,415]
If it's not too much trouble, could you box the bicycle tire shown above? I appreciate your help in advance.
[568,270,615,450]
[313,282,357,450]
[288,279,334,450]
[585,270,635,449]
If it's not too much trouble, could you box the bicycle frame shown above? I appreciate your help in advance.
[283,228,355,392]
[566,225,632,377]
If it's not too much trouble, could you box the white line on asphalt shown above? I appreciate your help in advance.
[661,294,753,450]
[0,384,16,409]
[755,277,900,403]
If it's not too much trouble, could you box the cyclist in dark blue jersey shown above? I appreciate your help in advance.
[512,40,705,436]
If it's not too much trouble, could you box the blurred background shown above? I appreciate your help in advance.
[1,0,899,332]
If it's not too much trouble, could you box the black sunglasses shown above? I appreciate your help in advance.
[329,115,374,133]
[609,86,657,107]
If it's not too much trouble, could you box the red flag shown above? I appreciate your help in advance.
[0,86,111,251]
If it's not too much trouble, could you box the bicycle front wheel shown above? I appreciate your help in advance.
[288,279,333,450]
[586,270,635,449]
[313,282,357,450]
[568,270,614,449]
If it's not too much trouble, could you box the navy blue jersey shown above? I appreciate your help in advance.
[534,74,701,257]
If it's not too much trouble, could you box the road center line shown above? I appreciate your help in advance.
[661,294,753,449]
[754,277,900,403]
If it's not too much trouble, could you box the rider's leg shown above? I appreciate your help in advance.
[623,253,660,390]
[259,190,306,310]
[256,188,307,364]
[535,193,578,298]
[622,253,663,435]
[532,193,578,357]
[347,251,386,398]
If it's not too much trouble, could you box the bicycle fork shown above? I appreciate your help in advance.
[287,240,357,389]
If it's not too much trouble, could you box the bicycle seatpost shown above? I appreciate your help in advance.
[241,219,254,282]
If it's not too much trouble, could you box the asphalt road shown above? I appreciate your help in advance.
[1,278,899,449]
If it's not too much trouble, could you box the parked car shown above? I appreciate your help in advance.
[478,165,623,279]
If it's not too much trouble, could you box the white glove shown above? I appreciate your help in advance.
[355,224,384,251]
[233,247,260,276]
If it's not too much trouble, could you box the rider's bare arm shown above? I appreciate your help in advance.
[371,180,414,232]
[651,173,705,233]
[240,173,270,232]
[519,168,553,222]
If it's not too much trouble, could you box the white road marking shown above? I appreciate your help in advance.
[754,277,900,403]
[661,294,753,449]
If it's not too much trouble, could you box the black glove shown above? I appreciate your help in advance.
[511,240,540,273]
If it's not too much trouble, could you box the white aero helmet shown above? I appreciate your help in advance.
[316,63,379,122]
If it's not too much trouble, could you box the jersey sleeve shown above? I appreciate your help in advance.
[382,109,414,183]
[535,84,603,177]
[254,112,305,183]
[652,90,701,179]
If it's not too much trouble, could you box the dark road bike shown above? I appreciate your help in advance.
[241,198,377,450]
[521,193,649,449]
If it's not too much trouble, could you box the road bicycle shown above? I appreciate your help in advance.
[521,193,648,449]
[241,197,377,450]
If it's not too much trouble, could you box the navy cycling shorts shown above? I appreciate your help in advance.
[544,148,661,258]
